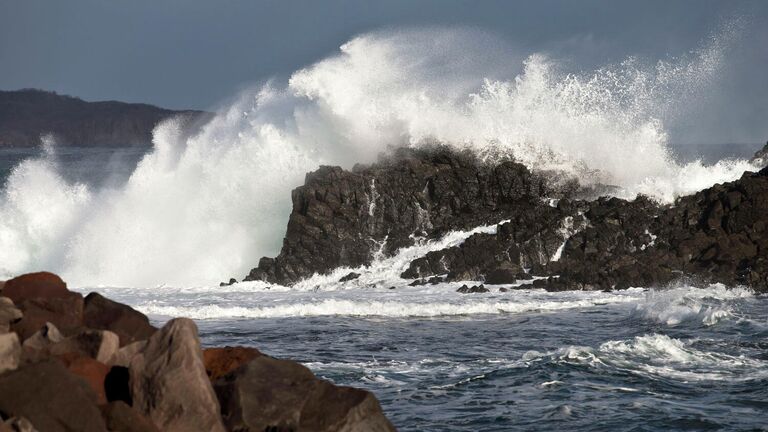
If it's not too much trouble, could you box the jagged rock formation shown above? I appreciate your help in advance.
[245,144,768,293]
[245,147,573,285]
[0,89,208,147]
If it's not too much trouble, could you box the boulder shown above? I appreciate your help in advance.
[83,293,156,346]
[0,359,107,432]
[1,272,68,303]
[1,417,35,432]
[11,293,84,340]
[100,401,160,432]
[0,332,21,374]
[456,284,489,294]
[203,346,261,381]
[21,322,63,361]
[108,340,147,367]
[213,354,395,432]
[339,272,361,282]
[55,352,110,404]
[484,262,524,284]
[49,329,120,363]
[0,297,22,333]
[129,318,225,432]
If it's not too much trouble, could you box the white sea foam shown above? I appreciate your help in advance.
[0,23,758,287]
[631,284,753,326]
[528,333,768,381]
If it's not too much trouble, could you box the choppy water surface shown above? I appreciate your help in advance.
[87,283,768,431]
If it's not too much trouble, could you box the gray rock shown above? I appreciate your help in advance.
[0,297,22,334]
[108,340,147,367]
[129,318,225,432]
[0,332,21,374]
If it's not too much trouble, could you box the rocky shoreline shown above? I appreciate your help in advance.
[0,272,396,432]
[244,144,768,293]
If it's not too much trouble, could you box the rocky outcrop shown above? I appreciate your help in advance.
[212,354,396,432]
[0,272,398,431]
[0,89,208,147]
[129,318,226,432]
[84,292,156,346]
[245,147,571,285]
[243,145,768,292]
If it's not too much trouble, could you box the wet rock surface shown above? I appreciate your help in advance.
[245,146,568,285]
[244,145,768,293]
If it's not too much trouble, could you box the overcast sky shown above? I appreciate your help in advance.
[1,0,766,144]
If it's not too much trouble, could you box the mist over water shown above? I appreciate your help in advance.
[0,25,761,287]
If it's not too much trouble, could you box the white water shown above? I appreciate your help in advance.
[0,24,760,287]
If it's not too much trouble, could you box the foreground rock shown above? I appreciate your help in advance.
[243,145,768,292]
[213,354,396,432]
[0,272,397,431]
[0,359,107,432]
[130,318,226,432]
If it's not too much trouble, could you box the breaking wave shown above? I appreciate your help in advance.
[0,23,759,286]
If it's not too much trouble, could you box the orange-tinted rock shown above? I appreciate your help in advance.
[56,353,110,404]
[203,346,261,381]
[83,293,156,346]
[100,401,160,432]
[11,293,84,341]
[2,272,68,303]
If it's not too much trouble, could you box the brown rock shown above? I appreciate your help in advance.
[129,318,225,432]
[0,359,107,432]
[213,355,395,432]
[83,292,156,346]
[2,271,68,303]
[0,332,21,374]
[55,352,110,404]
[50,329,120,363]
[100,401,160,432]
[11,293,84,340]
[203,346,261,381]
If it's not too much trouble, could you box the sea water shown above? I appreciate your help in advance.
[2,25,767,430]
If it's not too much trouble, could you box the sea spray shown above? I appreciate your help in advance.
[0,25,759,286]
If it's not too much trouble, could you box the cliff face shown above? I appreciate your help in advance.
[244,147,572,285]
[245,145,768,293]
[0,89,207,147]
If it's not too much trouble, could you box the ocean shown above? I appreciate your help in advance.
[1,143,767,430]
[2,26,767,429]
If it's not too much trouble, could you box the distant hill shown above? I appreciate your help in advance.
[0,89,208,147]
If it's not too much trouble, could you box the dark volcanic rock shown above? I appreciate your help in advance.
[83,292,156,346]
[241,145,768,293]
[456,284,489,294]
[245,147,569,285]
[0,359,108,432]
[212,354,396,432]
[339,272,361,282]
